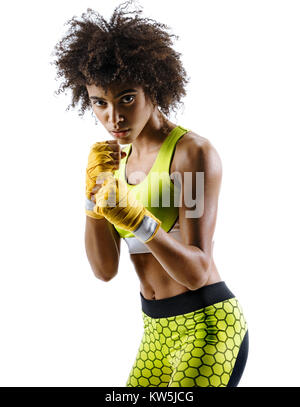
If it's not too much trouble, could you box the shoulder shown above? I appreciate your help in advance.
[174,130,222,175]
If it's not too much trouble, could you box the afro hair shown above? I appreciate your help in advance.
[51,0,189,119]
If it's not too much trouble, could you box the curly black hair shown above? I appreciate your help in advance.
[51,0,189,119]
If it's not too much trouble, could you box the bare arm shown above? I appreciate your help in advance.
[84,141,126,282]
[146,139,222,290]
[85,216,121,281]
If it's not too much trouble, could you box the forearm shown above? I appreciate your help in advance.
[145,227,209,290]
[85,216,119,281]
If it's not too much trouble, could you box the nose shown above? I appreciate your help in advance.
[107,105,124,128]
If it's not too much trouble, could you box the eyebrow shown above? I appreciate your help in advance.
[89,89,138,100]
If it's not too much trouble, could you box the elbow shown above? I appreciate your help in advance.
[92,267,118,282]
[186,260,210,291]
[186,278,206,291]
[85,252,119,282]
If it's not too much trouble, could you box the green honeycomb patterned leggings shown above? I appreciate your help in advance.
[126,282,248,387]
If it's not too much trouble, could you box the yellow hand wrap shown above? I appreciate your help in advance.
[85,142,116,220]
[86,142,116,199]
[94,174,161,243]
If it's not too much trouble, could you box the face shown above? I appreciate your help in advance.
[86,82,155,144]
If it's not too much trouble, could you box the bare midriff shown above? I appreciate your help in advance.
[130,252,222,300]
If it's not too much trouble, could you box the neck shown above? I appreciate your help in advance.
[131,109,176,158]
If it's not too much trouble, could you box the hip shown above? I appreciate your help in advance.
[140,281,248,339]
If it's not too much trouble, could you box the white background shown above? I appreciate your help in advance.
[0,0,299,387]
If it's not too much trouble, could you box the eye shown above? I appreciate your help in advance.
[93,95,136,107]
[93,100,106,107]
[121,95,135,104]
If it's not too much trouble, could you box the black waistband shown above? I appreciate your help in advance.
[140,281,235,318]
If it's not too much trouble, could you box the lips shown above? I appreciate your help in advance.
[112,129,130,138]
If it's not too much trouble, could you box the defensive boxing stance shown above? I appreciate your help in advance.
[53,1,249,387]
[84,127,249,387]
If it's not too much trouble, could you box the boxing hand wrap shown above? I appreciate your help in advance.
[131,209,161,243]
[85,142,116,219]
[86,142,116,200]
[85,171,114,220]
[85,198,105,220]
[94,176,161,242]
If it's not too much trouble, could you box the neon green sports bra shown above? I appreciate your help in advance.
[113,125,190,253]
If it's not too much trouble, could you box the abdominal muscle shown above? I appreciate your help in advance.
[130,252,222,300]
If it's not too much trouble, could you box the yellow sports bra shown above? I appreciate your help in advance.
[113,125,190,254]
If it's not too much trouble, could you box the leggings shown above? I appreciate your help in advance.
[126,281,248,387]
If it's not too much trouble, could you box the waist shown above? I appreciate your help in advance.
[140,281,235,318]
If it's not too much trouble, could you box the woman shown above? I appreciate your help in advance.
[53,0,249,387]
